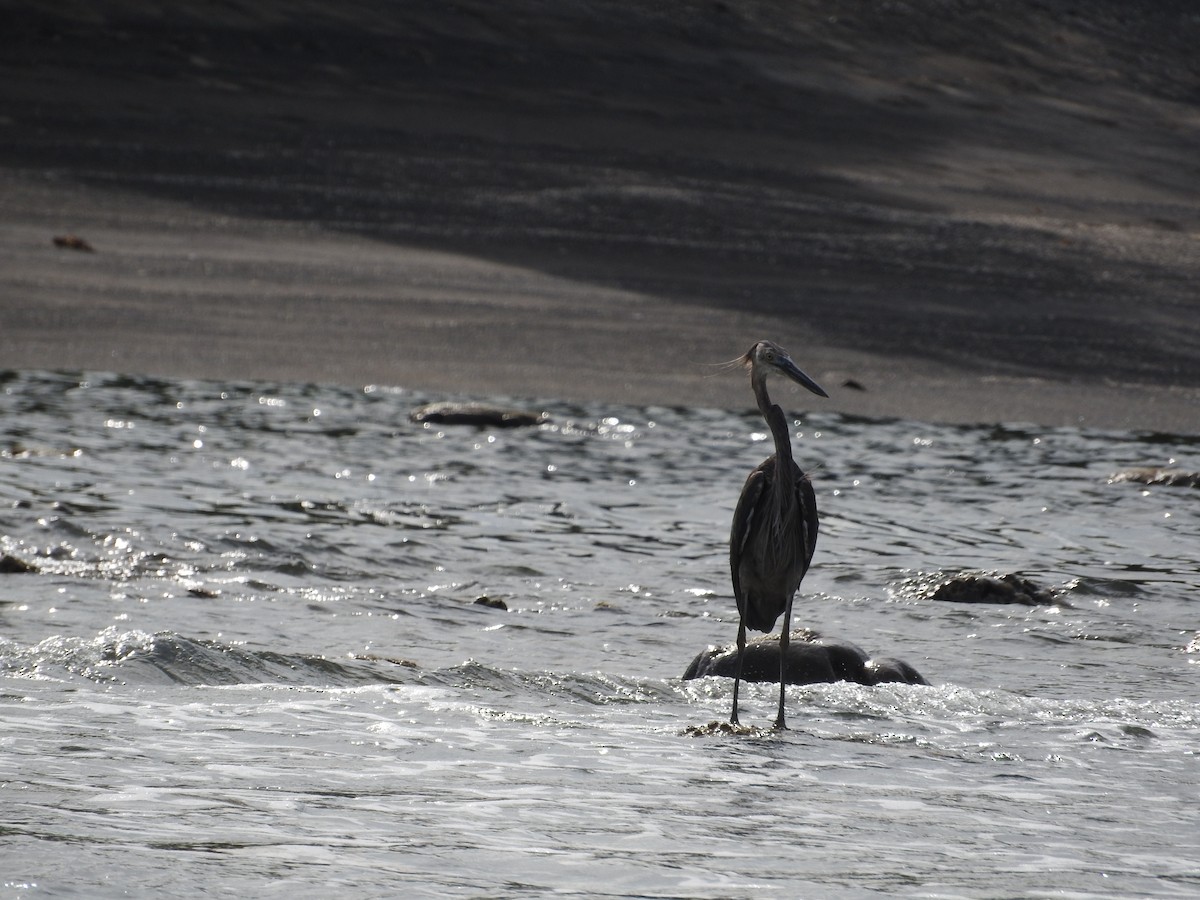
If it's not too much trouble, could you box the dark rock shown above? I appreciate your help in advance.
[1110,468,1200,488]
[0,554,38,574]
[681,720,768,737]
[410,402,547,428]
[864,657,928,686]
[929,572,1055,605]
[683,631,928,686]
[351,652,420,669]
[473,595,508,610]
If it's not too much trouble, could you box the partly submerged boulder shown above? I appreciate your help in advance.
[928,572,1056,605]
[410,401,547,428]
[1110,468,1200,489]
[683,631,928,687]
[0,553,38,574]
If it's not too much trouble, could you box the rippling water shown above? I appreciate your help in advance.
[2,370,1198,897]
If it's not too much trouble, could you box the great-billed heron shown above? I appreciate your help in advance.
[729,340,828,729]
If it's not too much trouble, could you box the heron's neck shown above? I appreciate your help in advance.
[754,376,795,470]
[764,403,795,469]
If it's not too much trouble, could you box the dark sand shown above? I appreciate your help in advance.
[2,1,1198,431]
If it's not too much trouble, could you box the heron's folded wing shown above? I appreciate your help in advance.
[729,466,767,604]
[795,470,819,570]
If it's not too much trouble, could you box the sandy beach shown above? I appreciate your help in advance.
[2,0,1198,432]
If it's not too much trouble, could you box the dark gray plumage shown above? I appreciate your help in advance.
[729,340,827,729]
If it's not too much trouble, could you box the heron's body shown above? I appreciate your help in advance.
[727,341,827,729]
[731,452,818,633]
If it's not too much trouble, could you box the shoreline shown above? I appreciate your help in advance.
[2,196,1195,434]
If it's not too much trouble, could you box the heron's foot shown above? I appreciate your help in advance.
[773,716,788,731]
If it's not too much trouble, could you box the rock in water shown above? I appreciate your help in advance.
[683,631,928,686]
[0,554,38,574]
[1110,468,1200,488]
[409,402,547,428]
[929,572,1055,605]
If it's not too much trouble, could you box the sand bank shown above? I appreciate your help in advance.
[2,1,1197,431]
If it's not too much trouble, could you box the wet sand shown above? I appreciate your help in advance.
[2,1,1198,431]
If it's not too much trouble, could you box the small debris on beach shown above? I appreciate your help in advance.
[52,234,94,252]
[410,402,547,428]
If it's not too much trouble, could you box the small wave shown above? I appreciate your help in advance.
[0,630,680,708]
[418,659,678,707]
[1,629,158,683]
[0,628,417,687]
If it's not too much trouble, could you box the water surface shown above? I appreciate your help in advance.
[2,370,1198,897]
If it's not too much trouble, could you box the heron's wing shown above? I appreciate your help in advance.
[730,465,768,604]
[794,469,819,572]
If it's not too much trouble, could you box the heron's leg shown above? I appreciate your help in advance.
[774,595,796,730]
[730,618,747,725]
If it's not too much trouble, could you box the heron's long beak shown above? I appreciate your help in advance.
[779,355,829,398]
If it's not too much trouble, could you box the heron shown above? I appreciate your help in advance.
[729,340,828,729]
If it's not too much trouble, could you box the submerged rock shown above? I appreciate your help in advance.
[929,572,1056,605]
[410,401,547,428]
[473,595,508,610]
[682,631,929,687]
[0,554,38,574]
[1110,468,1200,489]
[682,720,770,738]
[350,652,420,669]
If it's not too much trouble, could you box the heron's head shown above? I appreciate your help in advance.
[741,340,829,398]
